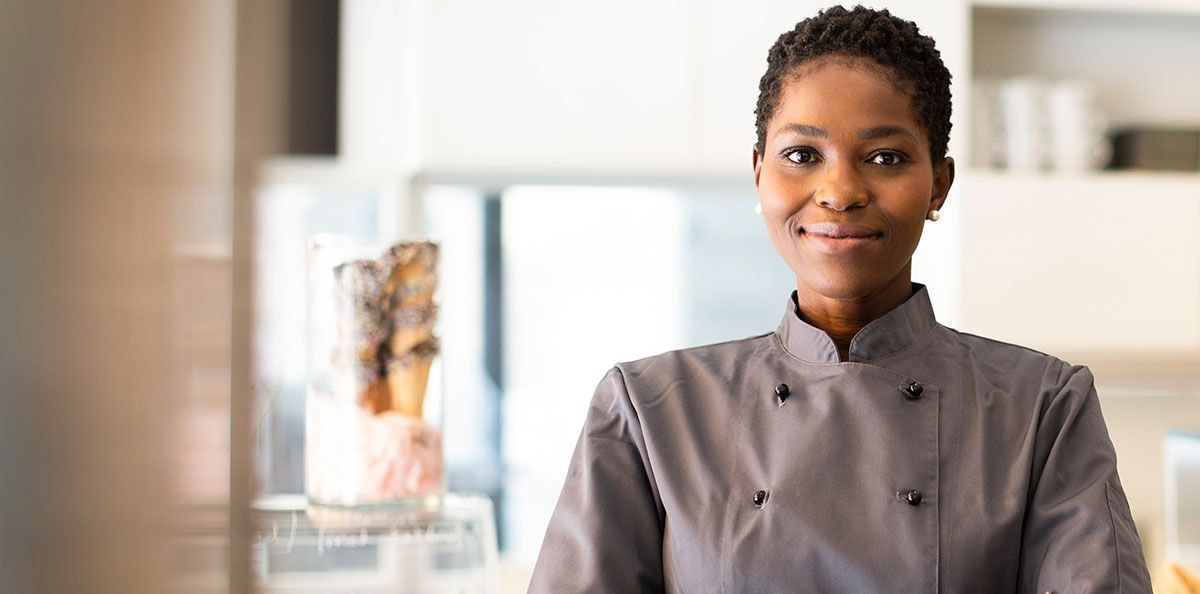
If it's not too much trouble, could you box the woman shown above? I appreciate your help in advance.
[529,6,1152,592]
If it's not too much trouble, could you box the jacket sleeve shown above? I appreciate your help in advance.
[528,366,665,593]
[1019,364,1153,593]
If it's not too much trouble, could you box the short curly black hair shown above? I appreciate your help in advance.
[754,5,952,163]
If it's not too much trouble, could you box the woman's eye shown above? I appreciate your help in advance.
[785,148,818,164]
[868,151,905,166]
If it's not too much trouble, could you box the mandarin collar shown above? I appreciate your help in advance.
[776,283,937,364]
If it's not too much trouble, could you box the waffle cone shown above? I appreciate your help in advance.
[359,378,392,415]
[387,357,432,417]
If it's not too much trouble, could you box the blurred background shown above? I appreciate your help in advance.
[2,0,1198,592]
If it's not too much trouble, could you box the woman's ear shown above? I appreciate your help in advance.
[931,156,955,212]
[752,144,763,187]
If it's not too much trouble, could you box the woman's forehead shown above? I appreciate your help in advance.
[771,59,923,139]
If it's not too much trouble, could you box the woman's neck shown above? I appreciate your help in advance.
[793,274,914,361]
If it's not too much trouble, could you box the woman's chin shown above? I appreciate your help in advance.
[796,271,892,302]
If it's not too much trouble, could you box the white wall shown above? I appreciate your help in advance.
[342,1,969,176]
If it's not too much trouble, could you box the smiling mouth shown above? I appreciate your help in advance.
[799,224,882,254]
[800,222,881,238]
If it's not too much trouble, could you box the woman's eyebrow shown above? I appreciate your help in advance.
[775,123,914,140]
[857,125,913,140]
[777,123,829,138]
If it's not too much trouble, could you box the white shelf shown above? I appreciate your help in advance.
[972,0,1200,17]
[970,6,1200,130]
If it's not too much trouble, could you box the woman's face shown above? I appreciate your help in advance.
[753,58,954,302]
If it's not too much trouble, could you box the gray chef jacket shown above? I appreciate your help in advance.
[529,284,1152,593]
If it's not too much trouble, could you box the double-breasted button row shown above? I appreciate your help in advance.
[775,380,926,402]
[898,382,925,508]
[775,380,925,402]
[753,488,922,508]
[769,380,925,510]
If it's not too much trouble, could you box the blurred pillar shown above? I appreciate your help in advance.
[0,1,236,593]
[232,1,292,592]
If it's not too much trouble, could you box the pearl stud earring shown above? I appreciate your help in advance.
[755,202,763,216]
[928,209,941,221]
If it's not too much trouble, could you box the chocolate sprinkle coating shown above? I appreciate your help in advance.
[328,240,440,404]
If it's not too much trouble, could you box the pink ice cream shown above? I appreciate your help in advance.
[361,411,443,499]
[306,394,443,504]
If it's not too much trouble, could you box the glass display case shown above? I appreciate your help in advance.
[305,236,445,506]
[253,494,499,593]
[1165,431,1200,569]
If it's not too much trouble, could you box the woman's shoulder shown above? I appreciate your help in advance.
[611,331,777,389]
[934,324,1094,392]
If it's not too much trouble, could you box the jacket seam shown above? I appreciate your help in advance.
[585,434,642,448]
[935,384,941,594]
[612,366,665,511]
[611,365,669,592]
[719,377,752,594]
[867,324,941,365]
[1105,480,1123,592]
[948,328,1059,361]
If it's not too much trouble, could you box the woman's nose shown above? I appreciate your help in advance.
[814,163,869,211]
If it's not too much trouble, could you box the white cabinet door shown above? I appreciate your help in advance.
[959,172,1200,355]
[419,0,694,175]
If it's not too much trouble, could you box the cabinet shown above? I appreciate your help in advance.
[953,1,1200,357]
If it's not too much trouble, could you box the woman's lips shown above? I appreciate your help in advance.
[800,222,882,255]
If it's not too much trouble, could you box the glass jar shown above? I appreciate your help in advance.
[305,235,444,506]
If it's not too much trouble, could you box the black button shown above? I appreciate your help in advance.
[902,381,924,400]
[752,490,768,507]
[898,489,923,506]
[774,383,790,405]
